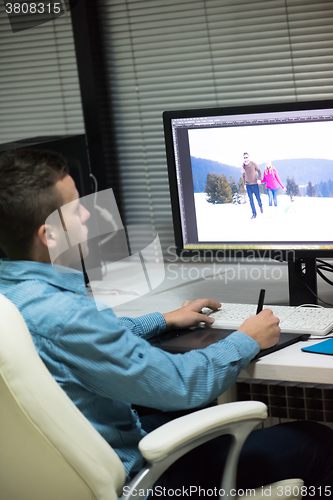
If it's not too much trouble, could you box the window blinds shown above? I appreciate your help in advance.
[0,4,84,143]
[98,0,333,254]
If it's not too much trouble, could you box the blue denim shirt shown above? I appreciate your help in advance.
[0,259,259,479]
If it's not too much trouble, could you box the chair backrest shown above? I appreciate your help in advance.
[0,293,126,500]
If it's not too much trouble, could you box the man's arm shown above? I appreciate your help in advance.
[163,298,220,330]
[238,309,280,350]
[121,298,280,349]
[258,172,266,185]
[118,313,166,340]
[164,299,280,350]
[54,295,279,411]
[255,163,262,181]
[119,298,220,340]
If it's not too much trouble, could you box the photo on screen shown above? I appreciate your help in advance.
[189,119,333,245]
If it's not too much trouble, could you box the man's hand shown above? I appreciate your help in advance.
[238,309,281,350]
[163,298,221,331]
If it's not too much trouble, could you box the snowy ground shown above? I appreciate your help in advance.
[194,193,333,243]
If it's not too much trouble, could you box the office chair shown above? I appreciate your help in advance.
[0,293,303,500]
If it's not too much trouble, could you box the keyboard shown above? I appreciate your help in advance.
[205,303,333,336]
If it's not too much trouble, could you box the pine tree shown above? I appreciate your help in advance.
[219,173,233,203]
[238,177,246,196]
[204,173,233,204]
[286,176,300,200]
[306,181,316,197]
[205,173,220,204]
[229,176,238,197]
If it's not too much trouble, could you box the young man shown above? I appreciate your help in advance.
[242,152,263,219]
[0,149,332,496]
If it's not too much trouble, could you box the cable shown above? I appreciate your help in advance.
[317,259,333,270]
[89,173,118,246]
[94,205,118,245]
[298,260,333,307]
[307,335,333,340]
[317,268,333,287]
[89,173,100,211]
[316,259,333,287]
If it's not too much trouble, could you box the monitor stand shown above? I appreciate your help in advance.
[288,258,317,306]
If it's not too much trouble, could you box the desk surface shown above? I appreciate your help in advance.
[90,260,333,385]
[239,339,332,384]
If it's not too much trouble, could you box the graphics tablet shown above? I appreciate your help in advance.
[150,327,309,359]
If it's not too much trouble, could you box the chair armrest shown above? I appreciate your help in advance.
[123,402,267,499]
[139,401,267,461]
[124,402,303,500]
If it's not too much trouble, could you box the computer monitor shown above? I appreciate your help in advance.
[163,100,333,306]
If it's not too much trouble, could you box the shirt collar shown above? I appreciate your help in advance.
[0,259,87,295]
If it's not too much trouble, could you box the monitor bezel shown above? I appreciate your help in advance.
[163,99,333,262]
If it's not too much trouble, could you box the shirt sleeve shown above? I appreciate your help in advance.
[273,170,285,189]
[255,163,262,180]
[52,294,260,411]
[118,313,166,339]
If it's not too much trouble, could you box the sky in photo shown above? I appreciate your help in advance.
[188,121,333,167]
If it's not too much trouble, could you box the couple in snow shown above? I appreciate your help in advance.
[242,152,286,219]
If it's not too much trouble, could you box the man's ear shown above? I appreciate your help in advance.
[38,224,56,250]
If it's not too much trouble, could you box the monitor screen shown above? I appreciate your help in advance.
[163,100,333,259]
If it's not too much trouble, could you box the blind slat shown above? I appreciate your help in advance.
[0,3,84,143]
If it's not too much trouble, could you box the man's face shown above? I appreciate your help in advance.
[243,154,250,164]
[53,174,90,263]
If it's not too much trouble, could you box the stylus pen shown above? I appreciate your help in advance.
[256,289,265,314]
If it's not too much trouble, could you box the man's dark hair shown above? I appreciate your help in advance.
[243,152,249,156]
[0,148,69,259]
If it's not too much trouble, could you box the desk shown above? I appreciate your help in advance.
[89,259,333,385]
[239,339,333,385]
